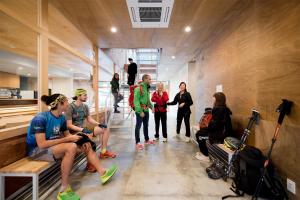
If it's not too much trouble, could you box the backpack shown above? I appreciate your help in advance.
[128,85,143,110]
[223,146,288,199]
[199,107,212,129]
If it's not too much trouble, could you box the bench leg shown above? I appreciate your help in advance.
[0,176,4,200]
[32,174,39,200]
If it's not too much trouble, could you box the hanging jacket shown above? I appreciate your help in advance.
[151,91,169,113]
[208,106,233,143]
[167,91,193,114]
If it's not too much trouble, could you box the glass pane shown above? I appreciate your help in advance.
[48,41,94,111]
[0,11,38,129]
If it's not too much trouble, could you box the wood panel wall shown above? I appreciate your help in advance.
[0,71,20,88]
[189,0,300,199]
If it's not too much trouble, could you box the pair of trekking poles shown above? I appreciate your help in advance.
[223,99,293,200]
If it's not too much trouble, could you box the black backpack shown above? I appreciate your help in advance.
[223,146,288,199]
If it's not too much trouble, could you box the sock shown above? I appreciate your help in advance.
[101,148,107,154]
[59,185,68,192]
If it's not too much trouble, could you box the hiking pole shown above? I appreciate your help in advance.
[223,109,260,181]
[252,99,293,200]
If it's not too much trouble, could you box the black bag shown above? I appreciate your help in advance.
[223,146,288,199]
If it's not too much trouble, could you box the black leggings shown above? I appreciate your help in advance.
[154,112,167,138]
[195,130,209,156]
[176,111,191,137]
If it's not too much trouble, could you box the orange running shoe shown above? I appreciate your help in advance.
[100,150,117,159]
[86,162,97,173]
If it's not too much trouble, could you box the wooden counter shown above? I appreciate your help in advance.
[0,99,38,106]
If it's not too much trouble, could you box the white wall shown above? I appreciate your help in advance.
[49,77,74,99]
[99,49,114,81]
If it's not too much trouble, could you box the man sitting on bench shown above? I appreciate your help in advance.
[26,93,117,200]
[66,88,117,172]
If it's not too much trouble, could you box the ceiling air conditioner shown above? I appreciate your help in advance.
[126,0,174,28]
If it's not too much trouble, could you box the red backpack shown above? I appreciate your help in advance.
[199,108,213,129]
[128,85,143,110]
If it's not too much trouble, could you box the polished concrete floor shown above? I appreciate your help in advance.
[48,110,250,200]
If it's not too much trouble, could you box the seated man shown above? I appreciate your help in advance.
[66,89,117,172]
[26,94,117,200]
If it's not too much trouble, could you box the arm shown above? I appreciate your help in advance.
[87,115,100,126]
[67,120,83,132]
[162,92,169,103]
[185,92,193,107]
[35,133,72,149]
[151,92,158,103]
[134,88,142,114]
[167,94,178,105]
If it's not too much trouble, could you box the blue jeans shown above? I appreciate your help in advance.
[135,112,149,144]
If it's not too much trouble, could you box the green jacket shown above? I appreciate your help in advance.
[110,79,119,93]
[134,82,153,114]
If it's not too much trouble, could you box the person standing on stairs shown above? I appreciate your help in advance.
[110,73,124,113]
[66,89,117,173]
[167,82,193,142]
[151,82,169,142]
[127,58,137,86]
[134,74,155,150]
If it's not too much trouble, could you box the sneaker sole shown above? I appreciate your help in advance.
[101,166,118,184]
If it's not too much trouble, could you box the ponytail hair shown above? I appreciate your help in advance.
[41,93,67,110]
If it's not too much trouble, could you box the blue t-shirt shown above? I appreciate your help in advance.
[26,111,68,151]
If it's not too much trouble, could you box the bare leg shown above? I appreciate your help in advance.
[94,126,109,149]
[79,143,106,175]
[51,143,77,189]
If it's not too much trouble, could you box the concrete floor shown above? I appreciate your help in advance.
[48,111,250,200]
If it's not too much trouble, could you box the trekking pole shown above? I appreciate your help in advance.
[223,109,260,181]
[252,99,293,200]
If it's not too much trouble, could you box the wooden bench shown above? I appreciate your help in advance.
[0,110,107,199]
[0,158,53,200]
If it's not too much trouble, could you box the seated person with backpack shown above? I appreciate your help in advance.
[195,92,232,162]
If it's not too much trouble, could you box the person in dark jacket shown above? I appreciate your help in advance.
[127,58,137,86]
[167,82,193,142]
[110,73,123,113]
[195,92,233,162]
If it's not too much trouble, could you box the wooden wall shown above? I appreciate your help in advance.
[0,71,20,88]
[189,0,300,199]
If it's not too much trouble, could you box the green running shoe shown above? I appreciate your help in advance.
[57,186,80,200]
[100,164,118,184]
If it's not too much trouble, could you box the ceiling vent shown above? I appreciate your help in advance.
[126,0,174,28]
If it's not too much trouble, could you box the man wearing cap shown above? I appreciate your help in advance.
[66,88,117,172]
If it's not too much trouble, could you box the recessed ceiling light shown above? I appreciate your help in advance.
[18,67,23,70]
[184,26,191,32]
[111,27,117,33]
[166,68,169,71]
[171,56,176,59]
[27,73,31,76]
[69,68,74,72]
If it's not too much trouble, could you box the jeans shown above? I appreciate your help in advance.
[176,111,191,137]
[135,112,149,144]
[113,92,123,109]
[154,112,167,138]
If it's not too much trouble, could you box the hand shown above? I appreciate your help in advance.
[179,103,185,108]
[140,112,145,118]
[67,134,82,142]
[82,127,92,134]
